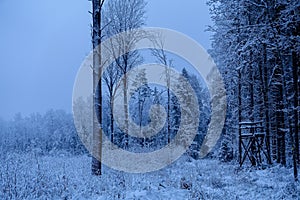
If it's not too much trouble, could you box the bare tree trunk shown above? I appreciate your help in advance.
[274,62,286,166]
[292,51,299,164]
[292,50,299,181]
[91,0,105,176]
[110,98,114,143]
[249,52,256,166]
[123,71,129,149]
[262,44,271,164]
[238,69,242,165]
[167,84,171,144]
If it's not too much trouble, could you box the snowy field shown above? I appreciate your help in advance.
[1,153,299,199]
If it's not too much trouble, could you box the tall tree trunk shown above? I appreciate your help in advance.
[275,62,286,166]
[123,72,129,149]
[92,0,105,176]
[110,94,114,143]
[291,50,299,181]
[238,69,242,165]
[249,52,256,166]
[292,51,299,164]
[262,44,271,164]
[167,71,171,144]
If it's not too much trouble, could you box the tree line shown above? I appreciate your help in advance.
[0,110,86,156]
[208,0,299,179]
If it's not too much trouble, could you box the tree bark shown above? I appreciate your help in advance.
[292,51,299,164]
[91,0,105,176]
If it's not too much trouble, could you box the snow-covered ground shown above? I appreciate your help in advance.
[1,153,299,199]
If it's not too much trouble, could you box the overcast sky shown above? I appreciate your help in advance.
[0,0,212,120]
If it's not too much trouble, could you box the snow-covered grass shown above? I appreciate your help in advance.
[1,153,299,199]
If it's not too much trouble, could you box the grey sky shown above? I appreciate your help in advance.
[0,0,212,119]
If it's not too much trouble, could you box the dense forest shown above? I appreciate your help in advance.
[208,0,299,178]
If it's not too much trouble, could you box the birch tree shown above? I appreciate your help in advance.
[102,0,147,148]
